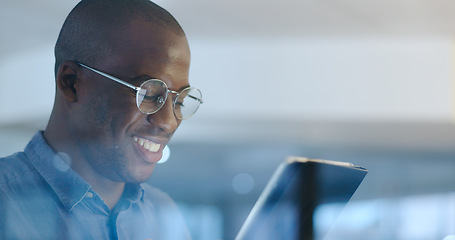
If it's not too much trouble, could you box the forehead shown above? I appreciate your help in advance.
[102,19,191,89]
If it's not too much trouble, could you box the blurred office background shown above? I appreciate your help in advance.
[1,0,455,239]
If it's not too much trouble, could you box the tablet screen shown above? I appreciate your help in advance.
[235,157,368,240]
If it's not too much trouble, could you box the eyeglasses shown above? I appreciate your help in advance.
[78,63,203,120]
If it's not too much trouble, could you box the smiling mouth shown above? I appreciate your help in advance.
[133,136,161,153]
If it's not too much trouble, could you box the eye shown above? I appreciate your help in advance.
[175,100,185,107]
[143,94,158,101]
[140,87,164,102]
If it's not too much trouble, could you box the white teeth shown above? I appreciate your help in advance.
[134,136,160,153]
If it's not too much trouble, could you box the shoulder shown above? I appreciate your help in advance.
[0,152,34,185]
[0,151,46,203]
[0,132,46,185]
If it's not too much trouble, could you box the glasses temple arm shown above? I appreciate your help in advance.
[188,94,203,104]
[78,63,141,91]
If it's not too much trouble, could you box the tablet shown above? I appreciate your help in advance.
[235,156,368,240]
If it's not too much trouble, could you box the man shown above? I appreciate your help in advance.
[0,0,202,239]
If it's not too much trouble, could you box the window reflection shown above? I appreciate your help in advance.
[316,193,455,240]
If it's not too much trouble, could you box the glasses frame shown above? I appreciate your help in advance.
[77,63,202,120]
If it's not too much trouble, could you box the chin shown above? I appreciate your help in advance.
[127,166,156,183]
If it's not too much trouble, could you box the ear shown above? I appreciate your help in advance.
[56,61,82,102]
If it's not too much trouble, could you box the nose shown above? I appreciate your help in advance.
[146,96,179,134]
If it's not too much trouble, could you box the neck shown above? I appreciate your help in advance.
[44,114,125,210]
[63,150,127,210]
[89,178,125,210]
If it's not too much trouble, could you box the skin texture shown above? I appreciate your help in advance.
[44,19,191,209]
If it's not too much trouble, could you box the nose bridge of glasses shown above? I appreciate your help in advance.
[166,89,180,101]
[153,88,178,113]
[167,89,179,95]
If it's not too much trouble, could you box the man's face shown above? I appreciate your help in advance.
[71,20,191,184]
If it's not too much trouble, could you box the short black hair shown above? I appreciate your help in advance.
[54,0,184,76]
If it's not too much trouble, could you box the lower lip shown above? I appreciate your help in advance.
[133,141,162,164]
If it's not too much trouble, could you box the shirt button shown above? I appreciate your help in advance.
[85,192,94,198]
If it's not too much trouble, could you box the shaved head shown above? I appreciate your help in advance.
[54,0,185,76]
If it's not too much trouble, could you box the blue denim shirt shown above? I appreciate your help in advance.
[0,132,190,240]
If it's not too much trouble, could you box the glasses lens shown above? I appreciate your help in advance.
[137,80,168,114]
[174,87,202,120]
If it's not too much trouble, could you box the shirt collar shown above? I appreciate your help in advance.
[125,183,146,203]
[25,131,146,210]
[25,131,92,211]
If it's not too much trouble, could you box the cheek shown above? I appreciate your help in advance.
[102,98,146,139]
[76,85,144,138]
[109,96,144,125]
[75,83,113,132]
[107,88,140,116]
[74,94,110,139]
